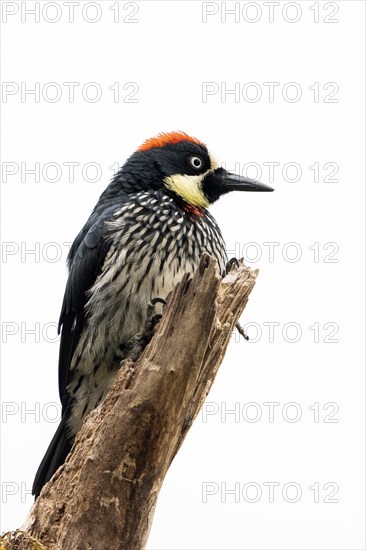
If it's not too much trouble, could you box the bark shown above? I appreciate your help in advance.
[17,255,257,550]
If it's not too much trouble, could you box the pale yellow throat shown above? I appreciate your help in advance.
[164,173,209,209]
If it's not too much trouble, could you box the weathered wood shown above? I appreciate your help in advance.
[19,255,257,550]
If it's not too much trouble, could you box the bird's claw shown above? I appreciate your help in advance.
[125,297,166,362]
[149,297,167,307]
[225,257,240,275]
[147,296,166,321]
[236,321,249,341]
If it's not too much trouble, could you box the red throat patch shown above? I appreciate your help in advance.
[183,203,204,220]
[137,131,205,152]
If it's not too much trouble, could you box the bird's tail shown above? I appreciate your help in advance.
[32,412,73,497]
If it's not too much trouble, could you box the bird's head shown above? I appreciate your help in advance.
[121,131,273,207]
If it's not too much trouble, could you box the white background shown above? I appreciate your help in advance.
[1,1,365,549]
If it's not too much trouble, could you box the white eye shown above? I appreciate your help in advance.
[189,155,203,170]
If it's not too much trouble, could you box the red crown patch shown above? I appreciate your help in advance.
[137,131,205,152]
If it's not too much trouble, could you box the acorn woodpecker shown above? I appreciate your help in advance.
[32,131,273,497]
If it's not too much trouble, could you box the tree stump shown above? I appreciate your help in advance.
[13,254,258,550]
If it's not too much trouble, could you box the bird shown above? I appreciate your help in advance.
[32,131,273,497]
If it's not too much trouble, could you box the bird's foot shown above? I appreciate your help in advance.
[226,260,248,340]
[125,297,167,362]
[146,297,166,329]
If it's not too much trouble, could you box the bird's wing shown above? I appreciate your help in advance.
[58,217,111,410]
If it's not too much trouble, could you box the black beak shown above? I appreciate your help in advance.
[201,167,274,204]
[224,171,274,192]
